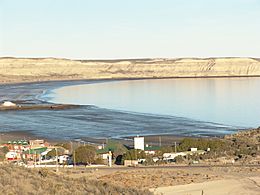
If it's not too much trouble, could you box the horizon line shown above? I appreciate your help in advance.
[1,56,260,61]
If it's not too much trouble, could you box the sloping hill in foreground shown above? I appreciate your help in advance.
[0,165,151,195]
[0,57,260,83]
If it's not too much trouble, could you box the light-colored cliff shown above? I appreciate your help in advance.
[0,57,260,83]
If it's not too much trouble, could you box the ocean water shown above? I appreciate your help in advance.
[46,78,260,128]
[1,78,258,140]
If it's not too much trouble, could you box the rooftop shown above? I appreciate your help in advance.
[5,140,29,145]
[23,147,48,155]
[96,140,128,154]
[144,146,161,151]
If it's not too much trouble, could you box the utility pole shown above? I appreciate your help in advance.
[29,149,30,166]
[108,151,112,167]
[73,150,76,169]
[39,153,41,165]
[70,141,73,153]
[34,151,36,168]
[174,142,177,153]
[159,136,161,147]
[55,147,59,172]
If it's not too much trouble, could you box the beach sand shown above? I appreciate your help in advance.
[82,134,188,147]
[0,130,189,147]
[0,131,38,142]
[0,131,58,144]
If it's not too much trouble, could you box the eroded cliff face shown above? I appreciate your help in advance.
[0,57,260,83]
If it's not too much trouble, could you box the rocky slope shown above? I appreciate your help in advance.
[0,57,260,83]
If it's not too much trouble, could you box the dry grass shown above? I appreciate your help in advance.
[0,165,151,195]
[98,169,220,189]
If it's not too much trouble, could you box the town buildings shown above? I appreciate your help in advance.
[1,139,50,162]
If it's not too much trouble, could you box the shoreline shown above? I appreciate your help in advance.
[0,104,80,111]
[1,75,260,86]
[0,130,211,147]
[0,131,65,145]
[0,131,45,143]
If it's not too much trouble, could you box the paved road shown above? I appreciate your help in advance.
[81,164,260,171]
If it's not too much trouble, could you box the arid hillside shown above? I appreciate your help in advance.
[0,165,150,195]
[0,57,260,83]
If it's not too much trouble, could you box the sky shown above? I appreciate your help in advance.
[0,0,260,59]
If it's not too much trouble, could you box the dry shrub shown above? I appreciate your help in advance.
[0,165,151,195]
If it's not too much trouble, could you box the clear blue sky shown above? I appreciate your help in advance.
[1,0,260,59]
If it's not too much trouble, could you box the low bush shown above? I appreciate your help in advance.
[0,165,151,194]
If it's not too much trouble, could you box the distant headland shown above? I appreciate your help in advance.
[0,57,260,84]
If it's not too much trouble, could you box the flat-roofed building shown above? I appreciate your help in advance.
[134,136,144,150]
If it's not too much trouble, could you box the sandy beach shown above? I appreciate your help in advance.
[0,130,191,148]
[0,131,60,145]
[0,131,39,142]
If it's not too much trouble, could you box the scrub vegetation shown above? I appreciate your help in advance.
[0,165,151,195]
[0,146,9,161]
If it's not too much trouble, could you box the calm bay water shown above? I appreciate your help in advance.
[46,78,260,128]
[0,79,255,140]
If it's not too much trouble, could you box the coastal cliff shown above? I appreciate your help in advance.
[0,57,260,83]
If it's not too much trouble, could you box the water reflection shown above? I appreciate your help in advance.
[48,78,260,127]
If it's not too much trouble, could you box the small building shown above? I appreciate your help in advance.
[29,139,49,148]
[58,155,71,164]
[23,147,48,160]
[98,152,110,160]
[144,145,161,155]
[5,151,19,161]
[124,160,138,167]
[96,147,113,160]
[187,150,206,155]
[163,152,187,161]
[96,140,128,160]
[190,148,198,152]
[134,136,144,150]
[3,140,30,152]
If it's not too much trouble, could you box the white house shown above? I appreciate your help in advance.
[6,151,18,160]
[190,148,198,152]
[100,153,109,160]
[163,152,186,161]
[58,155,70,164]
